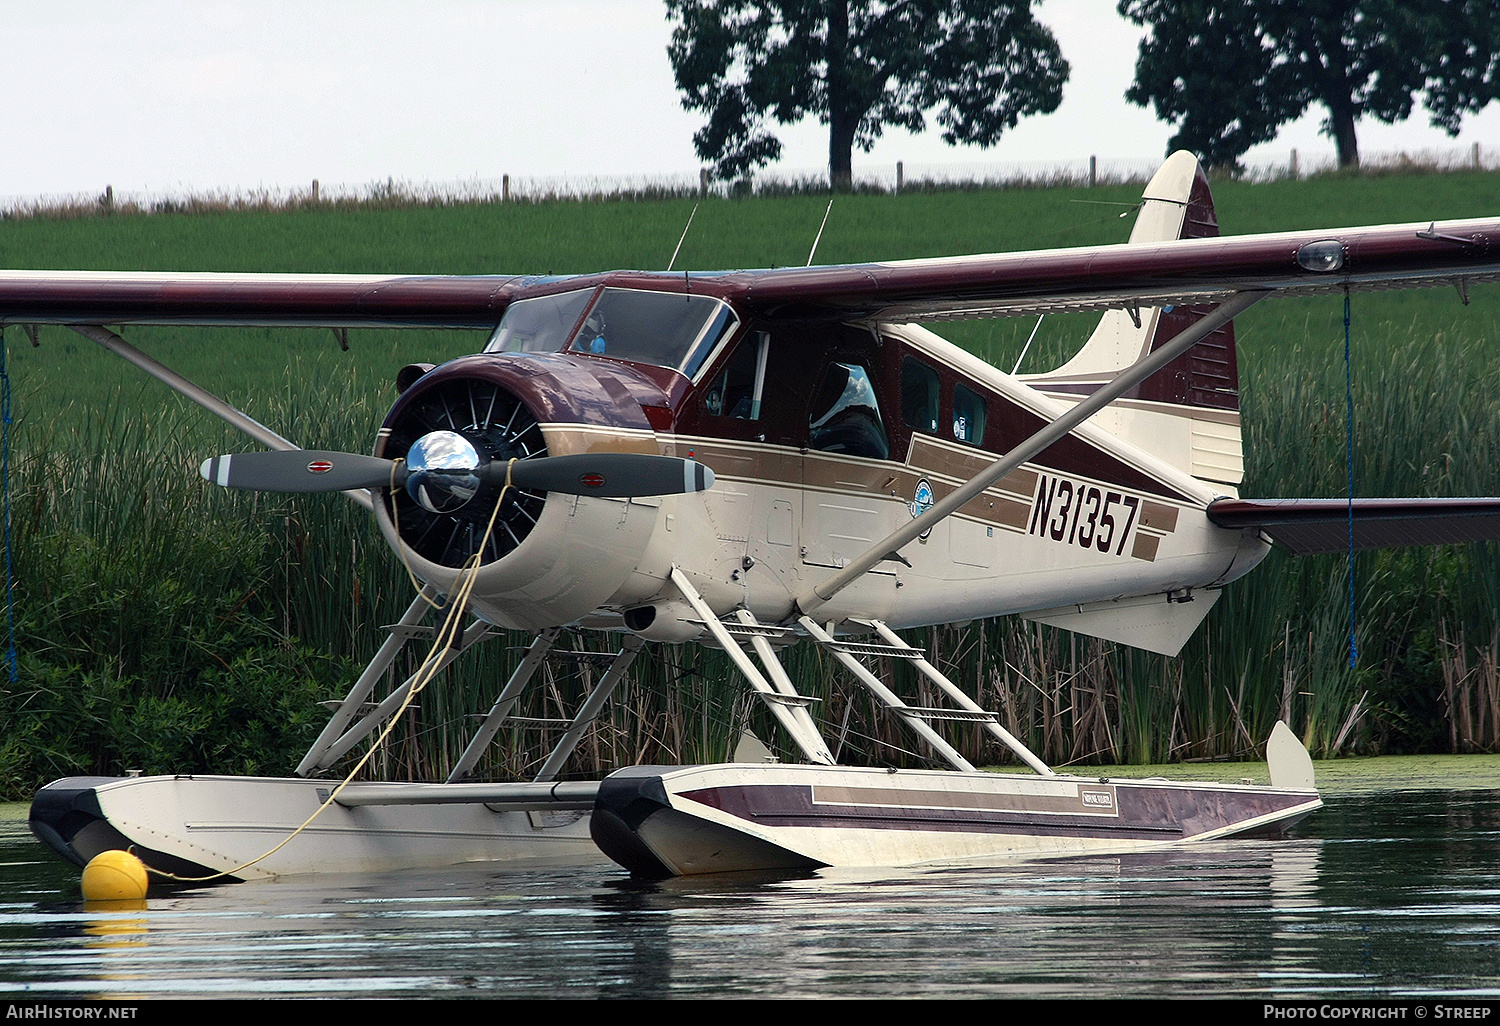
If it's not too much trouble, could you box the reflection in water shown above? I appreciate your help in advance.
[2,790,1499,998]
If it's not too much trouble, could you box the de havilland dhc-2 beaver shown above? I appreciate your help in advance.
[20,152,1500,882]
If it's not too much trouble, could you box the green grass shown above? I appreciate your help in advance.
[2,168,1498,796]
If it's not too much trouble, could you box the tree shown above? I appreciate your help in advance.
[666,1,1070,191]
[1119,0,1500,171]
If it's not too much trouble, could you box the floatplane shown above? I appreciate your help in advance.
[20,152,1500,881]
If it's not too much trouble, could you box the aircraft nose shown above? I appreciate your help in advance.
[404,430,482,513]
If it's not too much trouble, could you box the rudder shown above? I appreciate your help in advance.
[1020,151,1243,490]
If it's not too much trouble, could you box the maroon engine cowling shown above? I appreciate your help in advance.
[374,352,670,569]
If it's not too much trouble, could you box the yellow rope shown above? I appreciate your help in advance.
[388,457,444,610]
[142,464,516,884]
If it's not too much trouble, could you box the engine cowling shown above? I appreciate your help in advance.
[371,353,668,631]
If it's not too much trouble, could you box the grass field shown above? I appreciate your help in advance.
[2,166,1498,797]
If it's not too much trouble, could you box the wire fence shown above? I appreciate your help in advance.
[0,143,1491,218]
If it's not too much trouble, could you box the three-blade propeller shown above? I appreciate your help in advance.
[200,435,714,509]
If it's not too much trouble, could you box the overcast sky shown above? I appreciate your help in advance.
[4,0,1498,200]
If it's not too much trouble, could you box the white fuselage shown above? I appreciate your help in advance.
[377,323,1271,654]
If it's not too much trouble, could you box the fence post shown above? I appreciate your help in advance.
[896,161,903,195]
[502,174,510,202]
[311,179,319,202]
[1089,155,1096,188]
[699,168,709,198]
[1474,142,1482,171]
[1290,149,1298,179]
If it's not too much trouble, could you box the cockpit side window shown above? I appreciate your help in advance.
[901,356,940,435]
[953,382,988,446]
[704,331,768,420]
[484,288,594,354]
[809,362,889,460]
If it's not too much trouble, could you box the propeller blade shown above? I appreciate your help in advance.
[201,448,712,500]
[200,450,405,493]
[504,453,714,497]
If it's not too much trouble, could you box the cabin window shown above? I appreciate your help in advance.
[901,356,940,434]
[953,382,987,446]
[809,362,889,460]
[569,288,738,378]
[705,331,768,419]
[484,288,594,354]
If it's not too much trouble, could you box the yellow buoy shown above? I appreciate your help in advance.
[81,849,149,901]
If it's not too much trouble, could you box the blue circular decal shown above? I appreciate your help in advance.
[909,478,935,540]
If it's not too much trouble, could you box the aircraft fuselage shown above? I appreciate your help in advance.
[371,280,1268,654]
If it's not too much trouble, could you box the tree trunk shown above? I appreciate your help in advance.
[826,0,854,192]
[1327,94,1360,170]
[1292,16,1360,171]
[829,115,858,193]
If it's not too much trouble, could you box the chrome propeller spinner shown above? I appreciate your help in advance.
[404,430,482,514]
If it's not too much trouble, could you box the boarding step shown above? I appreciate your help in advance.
[894,706,1001,724]
[319,700,386,713]
[503,715,591,728]
[384,622,498,643]
[819,638,926,660]
[386,623,438,641]
[550,649,630,663]
[687,617,802,641]
[688,616,821,706]
[758,692,820,708]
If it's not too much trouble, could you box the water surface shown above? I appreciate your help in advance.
[3,761,1499,999]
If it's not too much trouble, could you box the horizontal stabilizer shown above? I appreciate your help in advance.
[1207,497,1500,555]
[1022,590,1221,657]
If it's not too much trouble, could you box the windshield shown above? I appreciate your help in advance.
[485,288,594,354]
[486,286,738,377]
[571,289,737,377]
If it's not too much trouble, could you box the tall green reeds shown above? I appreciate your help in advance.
[4,176,1500,797]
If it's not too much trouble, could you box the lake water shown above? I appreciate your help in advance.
[3,760,1500,1000]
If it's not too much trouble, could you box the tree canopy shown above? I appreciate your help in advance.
[666,0,1070,191]
[1120,0,1500,170]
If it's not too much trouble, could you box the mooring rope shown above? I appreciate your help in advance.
[1344,289,1357,669]
[140,467,516,884]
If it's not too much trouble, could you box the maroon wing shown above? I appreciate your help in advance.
[0,221,1495,328]
[0,271,532,328]
[715,217,1500,323]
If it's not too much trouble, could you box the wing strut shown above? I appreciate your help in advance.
[796,290,1267,616]
[68,324,374,510]
[295,585,440,775]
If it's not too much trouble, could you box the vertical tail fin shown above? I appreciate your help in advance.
[1020,151,1243,490]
